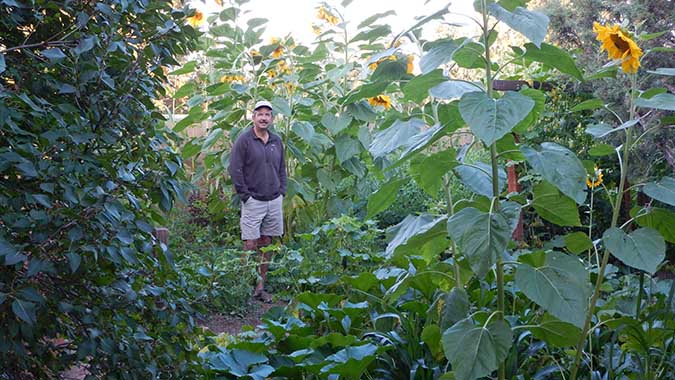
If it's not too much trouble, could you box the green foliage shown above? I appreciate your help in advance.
[168,193,256,315]
[0,0,204,377]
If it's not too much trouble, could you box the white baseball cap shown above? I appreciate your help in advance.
[253,100,273,111]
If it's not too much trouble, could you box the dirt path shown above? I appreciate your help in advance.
[200,299,288,335]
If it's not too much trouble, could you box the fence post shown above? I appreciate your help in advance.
[153,227,169,245]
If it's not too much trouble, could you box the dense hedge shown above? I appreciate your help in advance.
[0,1,204,378]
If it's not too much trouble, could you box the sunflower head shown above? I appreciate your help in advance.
[271,46,284,58]
[406,55,414,74]
[317,7,339,26]
[593,22,643,73]
[187,10,204,27]
[367,95,392,110]
[586,165,604,189]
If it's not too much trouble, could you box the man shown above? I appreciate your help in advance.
[228,100,286,302]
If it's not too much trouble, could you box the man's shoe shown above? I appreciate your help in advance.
[253,290,273,303]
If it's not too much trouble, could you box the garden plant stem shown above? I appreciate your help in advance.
[444,177,463,289]
[570,74,637,380]
[480,1,505,379]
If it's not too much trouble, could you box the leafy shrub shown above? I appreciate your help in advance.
[0,1,204,378]
[375,179,435,228]
[268,215,386,295]
[169,192,256,315]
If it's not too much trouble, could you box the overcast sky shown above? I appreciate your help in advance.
[196,0,476,44]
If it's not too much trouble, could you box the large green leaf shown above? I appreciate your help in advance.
[585,119,639,138]
[409,149,458,197]
[442,318,513,380]
[642,177,675,206]
[422,325,444,359]
[521,143,587,204]
[335,134,361,163]
[419,38,466,74]
[447,207,511,278]
[350,24,392,43]
[459,91,534,145]
[528,313,581,347]
[515,251,591,327]
[369,118,425,158]
[342,81,390,104]
[441,288,470,329]
[367,178,406,219]
[402,69,447,103]
[564,231,593,254]
[603,227,666,274]
[321,113,352,135]
[386,214,448,258]
[396,123,446,162]
[488,4,549,47]
[522,43,584,81]
[168,60,197,75]
[406,267,456,299]
[453,41,486,69]
[570,98,605,112]
[291,121,315,143]
[512,88,545,134]
[371,60,408,82]
[633,207,675,243]
[321,343,379,379]
[430,80,483,100]
[203,349,274,380]
[454,162,506,197]
[531,181,581,226]
[635,93,675,111]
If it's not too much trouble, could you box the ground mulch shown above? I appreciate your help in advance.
[200,298,288,335]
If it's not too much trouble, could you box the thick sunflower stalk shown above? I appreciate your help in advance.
[570,22,643,380]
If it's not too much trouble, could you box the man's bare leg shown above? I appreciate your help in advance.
[253,235,272,302]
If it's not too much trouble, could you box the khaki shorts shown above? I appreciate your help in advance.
[240,195,283,240]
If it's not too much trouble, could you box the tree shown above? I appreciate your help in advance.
[0,0,203,378]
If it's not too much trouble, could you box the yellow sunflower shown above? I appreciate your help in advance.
[221,74,244,83]
[317,7,339,26]
[368,55,397,71]
[586,166,604,189]
[368,95,392,109]
[406,55,414,74]
[187,10,204,27]
[277,60,292,75]
[271,45,284,58]
[592,22,643,73]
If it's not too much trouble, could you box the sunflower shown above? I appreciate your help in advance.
[186,10,204,27]
[406,55,414,74]
[221,74,245,83]
[312,23,322,35]
[368,55,397,71]
[271,45,284,58]
[586,166,604,189]
[317,7,339,26]
[284,82,297,93]
[277,60,292,75]
[267,69,277,79]
[368,95,392,110]
[593,22,643,73]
